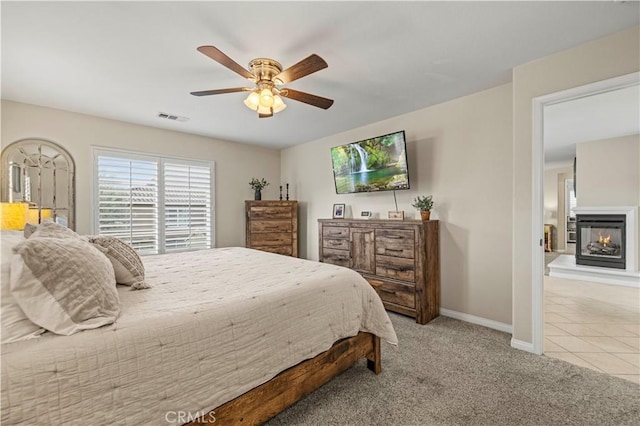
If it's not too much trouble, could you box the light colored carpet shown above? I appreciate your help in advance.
[268,314,639,425]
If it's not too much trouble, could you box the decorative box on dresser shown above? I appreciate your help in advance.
[245,201,298,257]
[318,219,440,324]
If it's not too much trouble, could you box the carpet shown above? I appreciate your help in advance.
[267,314,639,425]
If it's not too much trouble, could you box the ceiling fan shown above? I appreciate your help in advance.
[190,46,334,118]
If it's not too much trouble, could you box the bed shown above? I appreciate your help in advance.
[1,247,397,425]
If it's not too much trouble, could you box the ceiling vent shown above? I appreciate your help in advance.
[157,112,189,122]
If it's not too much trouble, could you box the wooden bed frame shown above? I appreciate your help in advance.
[187,332,381,425]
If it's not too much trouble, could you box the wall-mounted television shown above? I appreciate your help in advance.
[330,130,409,194]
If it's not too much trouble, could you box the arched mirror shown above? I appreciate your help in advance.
[1,139,75,230]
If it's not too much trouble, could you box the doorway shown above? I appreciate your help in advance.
[532,73,639,381]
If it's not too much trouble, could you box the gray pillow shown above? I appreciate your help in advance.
[88,236,149,290]
[10,237,120,336]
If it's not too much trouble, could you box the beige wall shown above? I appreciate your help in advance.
[556,170,574,252]
[543,164,571,228]
[282,84,513,326]
[512,26,640,343]
[1,101,281,247]
[576,134,640,207]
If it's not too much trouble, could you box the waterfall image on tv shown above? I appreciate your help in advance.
[331,130,409,194]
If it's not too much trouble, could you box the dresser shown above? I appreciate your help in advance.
[318,219,440,324]
[245,201,298,257]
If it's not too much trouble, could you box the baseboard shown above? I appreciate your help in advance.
[440,308,513,334]
[510,338,535,353]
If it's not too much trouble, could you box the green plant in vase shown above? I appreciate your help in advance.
[411,195,434,220]
[249,178,269,200]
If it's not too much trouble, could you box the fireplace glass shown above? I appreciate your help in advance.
[576,214,625,269]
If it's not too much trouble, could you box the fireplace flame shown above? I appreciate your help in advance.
[598,231,612,246]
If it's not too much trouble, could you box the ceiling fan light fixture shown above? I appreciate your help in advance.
[272,95,287,113]
[244,91,260,111]
[260,88,274,107]
[257,104,272,115]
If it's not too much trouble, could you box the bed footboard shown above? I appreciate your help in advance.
[187,332,381,426]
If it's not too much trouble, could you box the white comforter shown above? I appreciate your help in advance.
[1,247,397,425]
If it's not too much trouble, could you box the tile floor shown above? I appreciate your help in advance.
[544,276,640,384]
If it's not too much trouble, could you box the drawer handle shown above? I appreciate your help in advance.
[328,232,343,237]
[385,248,403,253]
[329,241,342,245]
[379,288,396,294]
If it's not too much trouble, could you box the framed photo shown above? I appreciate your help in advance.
[333,203,346,219]
[388,211,404,221]
[360,210,372,219]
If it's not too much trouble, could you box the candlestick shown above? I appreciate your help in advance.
[279,185,283,201]
[286,183,289,201]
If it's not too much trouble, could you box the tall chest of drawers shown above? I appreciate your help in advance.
[318,218,440,324]
[245,201,298,257]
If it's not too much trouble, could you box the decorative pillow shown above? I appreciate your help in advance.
[25,221,81,240]
[1,231,45,343]
[10,237,120,336]
[88,236,149,289]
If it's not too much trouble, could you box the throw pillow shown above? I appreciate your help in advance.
[10,237,120,336]
[25,221,81,240]
[88,236,149,289]
[0,231,45,343]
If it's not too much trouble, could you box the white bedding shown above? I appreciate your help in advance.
[1,247,397,425]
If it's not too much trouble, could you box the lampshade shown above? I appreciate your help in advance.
[259,88,274,107]
[272,95,287,113]
[244,91,260,111]
[257,104,272,115]
[28,208,53,224]
[0,202,29,230]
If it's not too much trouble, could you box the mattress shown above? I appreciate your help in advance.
[1,247,397,425]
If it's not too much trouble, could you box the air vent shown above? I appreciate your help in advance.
[157,112,189,122]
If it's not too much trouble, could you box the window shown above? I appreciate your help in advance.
[565,179,577,218]
[94,148,214,254]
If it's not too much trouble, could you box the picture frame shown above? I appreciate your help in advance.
[388,211,404,221]
[360,210,372,219]
[333,203,346,219]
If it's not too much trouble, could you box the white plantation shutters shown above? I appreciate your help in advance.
[163,162,211,252]
[94,149,214,254]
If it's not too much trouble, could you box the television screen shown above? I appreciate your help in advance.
[330,130,409,194]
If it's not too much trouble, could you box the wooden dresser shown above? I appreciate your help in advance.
[318,219,440,324]
[245,201,298,257]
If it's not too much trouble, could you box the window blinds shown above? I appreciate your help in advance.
[95,149,213,254]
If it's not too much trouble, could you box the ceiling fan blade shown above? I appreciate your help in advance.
[274,54,328,84]
[197,46,254,80]
[190,87,251,96]
[280,88,334,110]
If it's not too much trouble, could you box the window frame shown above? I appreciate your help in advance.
[92,147,215,254]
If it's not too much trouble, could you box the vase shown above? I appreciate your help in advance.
[254,189,262,200]
[420,210,431,221]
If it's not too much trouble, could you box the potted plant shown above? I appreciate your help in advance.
[249,178,269,200]
[411,195,434,220]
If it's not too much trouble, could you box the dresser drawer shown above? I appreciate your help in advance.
[254,245,293,256]
[250,206,293,219]
[322,248,350,267]
[375,255,415,282]
[322,226,349,239]
[366,277,415,309]
[323,238,350,250]
[251,220,292,233]
[250,232,292,246]
[375,229,415,258]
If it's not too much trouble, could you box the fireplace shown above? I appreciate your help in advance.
[576,214,625,269]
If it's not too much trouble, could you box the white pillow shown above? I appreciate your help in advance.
[1,230,45,344]
[11,237,120,336]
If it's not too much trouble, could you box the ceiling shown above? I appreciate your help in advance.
[2,1,639,149]
[544,84,640,167]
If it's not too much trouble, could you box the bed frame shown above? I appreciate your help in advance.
[186,332,381,425]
